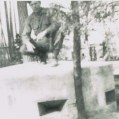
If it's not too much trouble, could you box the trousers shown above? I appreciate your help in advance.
[20,30,64,62]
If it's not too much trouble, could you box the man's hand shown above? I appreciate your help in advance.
[36,30,47,41]
[25,40,35,52]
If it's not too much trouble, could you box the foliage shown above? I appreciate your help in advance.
[49,1,119,60]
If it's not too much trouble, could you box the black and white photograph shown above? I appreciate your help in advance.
[0,0,119,119]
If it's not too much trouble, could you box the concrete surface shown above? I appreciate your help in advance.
[0,62,78,119]
[0,61,118,119]
[82,61,117,116]
[89,112,119,119]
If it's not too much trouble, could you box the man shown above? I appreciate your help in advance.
[20,1,64,66]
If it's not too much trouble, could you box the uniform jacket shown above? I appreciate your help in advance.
[22,8,61,42]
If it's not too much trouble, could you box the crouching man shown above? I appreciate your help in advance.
[20,1,64,66]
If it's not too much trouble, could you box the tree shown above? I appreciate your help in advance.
[0,11,10,67]
[4,1,14,60]
[17,1,28,35]
[71,1,87,119]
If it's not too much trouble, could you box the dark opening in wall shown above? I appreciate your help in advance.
[105,89,116,105]
[37,99,67,116]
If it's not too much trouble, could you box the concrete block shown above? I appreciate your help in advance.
[0,61,117,119]
[0,62,78,119]
[81,62,117,116]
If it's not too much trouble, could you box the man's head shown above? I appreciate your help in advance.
[28,1,41,12]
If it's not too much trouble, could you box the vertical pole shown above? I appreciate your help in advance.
[71,1,87,119]
[4,1,13,60]
[4,1,16,61]
[17,1,28,35]
[0,11,10,66]
[9,1,15,58]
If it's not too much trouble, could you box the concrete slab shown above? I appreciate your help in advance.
[81,61,117,116]
[89,112,119,119]
[0,61,117,119]
[0,61,77,119]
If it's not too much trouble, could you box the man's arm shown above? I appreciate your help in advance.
[22,17,32,44]
[22,17,35,51]
[36,9,61,40]
[45,21,61,34]
[36,22,60,40]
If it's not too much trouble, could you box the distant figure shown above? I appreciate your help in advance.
[20,1,64,66]
[14,34,22,50]
[14,34,22,63]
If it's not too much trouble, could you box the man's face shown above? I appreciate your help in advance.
[30,1,41,12]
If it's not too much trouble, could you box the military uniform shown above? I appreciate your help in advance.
[20,8,64,62]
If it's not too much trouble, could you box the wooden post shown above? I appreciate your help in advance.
[71,1,87,119]
[0,13,10,66]
[9,1,15,59]
[4,1,14,60]
[17,1,28,35]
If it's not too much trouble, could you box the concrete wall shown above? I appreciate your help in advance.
[0,61,117,119]
[82,62,117,116]
[0,62,78,119]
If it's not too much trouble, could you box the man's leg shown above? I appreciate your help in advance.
[52,31,64,66]
[34,48,48,64]
[20,44,34,62]
[30,38,49,63]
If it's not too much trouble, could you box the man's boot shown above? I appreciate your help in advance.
[48,52,58,67]
[52,50,59,67]
[22,55,33,63]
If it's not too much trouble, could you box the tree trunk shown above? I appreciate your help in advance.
[17,1,28,35]
[85,1,90,42]
[71,1,87,119]
[4,1,14,60]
